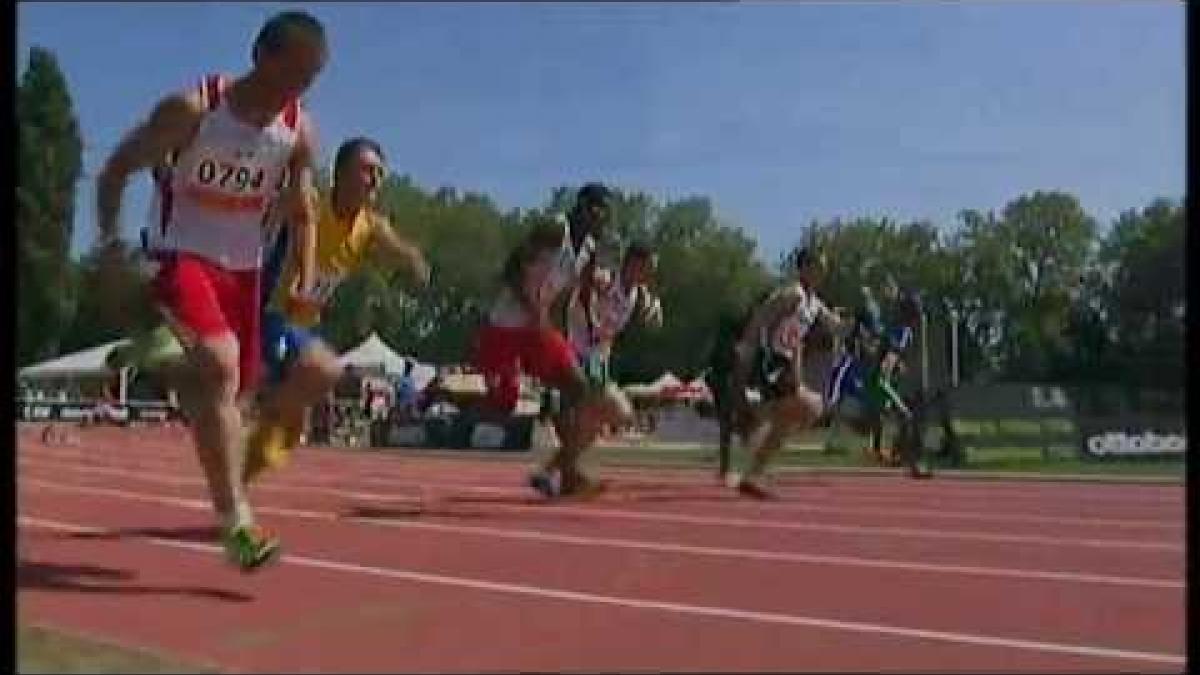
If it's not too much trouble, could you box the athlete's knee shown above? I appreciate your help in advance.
[599,385,634,426]
[294,341,343,388]
[776,387,822,422]
[191,335,241,399]
[557,367,590,401]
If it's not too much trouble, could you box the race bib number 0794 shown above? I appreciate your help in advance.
[194,158,267,193]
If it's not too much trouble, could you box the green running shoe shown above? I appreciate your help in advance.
[222,524,282,572]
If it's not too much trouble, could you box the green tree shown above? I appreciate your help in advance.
[1096,199,1185,388]
[956,192,1096,379]
[17,46,83,364]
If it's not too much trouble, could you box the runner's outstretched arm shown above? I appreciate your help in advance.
[369,213,431,287]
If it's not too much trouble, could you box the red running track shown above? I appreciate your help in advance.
[17,426,1186,672]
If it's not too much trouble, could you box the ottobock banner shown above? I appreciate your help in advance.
[1073,385,1184,459]
[1077,417,1186,458]
[932,383,1185,458]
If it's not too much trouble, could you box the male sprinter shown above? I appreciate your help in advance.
[473,184,613,498]
[862,290,931,477]
[821,284,884,453]
[96,11,327,569]
[706,287,772,483]
[727,244,842,499]
[823,287,931,478]
[529,241,665,495]
[243,137,429,482]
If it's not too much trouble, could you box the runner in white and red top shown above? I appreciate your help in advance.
[473,183,614,498]
[95,10,327,570]
[553,241,664,483]
[565,242,663,366]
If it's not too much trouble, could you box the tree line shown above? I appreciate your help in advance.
[18,46,1184,392]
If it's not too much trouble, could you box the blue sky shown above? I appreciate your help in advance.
[18,1,1184,261]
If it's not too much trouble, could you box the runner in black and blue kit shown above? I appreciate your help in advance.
[823,285,884,428]
[823,287,932,478]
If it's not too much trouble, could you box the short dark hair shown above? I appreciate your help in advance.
[784,245,810,271]
[576,182,612,209]
[253,11,326,59]
[333,137,385,186]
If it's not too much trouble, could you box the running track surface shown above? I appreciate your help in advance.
[17,426,1187,673]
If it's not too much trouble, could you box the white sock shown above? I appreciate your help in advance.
[224,500,254,531]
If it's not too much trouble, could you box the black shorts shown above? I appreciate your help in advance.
[709,348,795,413]
[705,369,734,418]
[756,350,795,402]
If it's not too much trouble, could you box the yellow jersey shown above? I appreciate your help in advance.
[264,195,378,327]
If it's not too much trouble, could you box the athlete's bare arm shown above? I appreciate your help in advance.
[724,284,792,393]
[370,213,430,287]
[96,92,205,241]
[280,112,320,300]
[731,286,802,397]
[816,301,844,337]
[735,287,801,358]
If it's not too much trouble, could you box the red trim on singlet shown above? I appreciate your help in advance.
[203,73,225,111]
[157,172,173,238]
[283,99,299,130]
[158,73,222,238]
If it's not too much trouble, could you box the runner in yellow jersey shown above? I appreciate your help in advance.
[244,136,429,482]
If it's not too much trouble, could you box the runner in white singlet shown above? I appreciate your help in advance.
[96,11,328,570]
[728,244,842,499]
[546,242,664,483]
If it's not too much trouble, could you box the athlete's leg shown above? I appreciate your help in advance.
[895,390,933,478]
[545,374,601,490]
[474,324,561,494]
[738,381,823,499]
[153,255,276,569]
[706,371,735,479]
[530,334,608,496]
[822,354,856,454]
[560,382,634,482]
[244,313,341,484]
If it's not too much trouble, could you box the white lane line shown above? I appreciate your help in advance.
[19,475,1181,590]
[23,441,1185,530]
[18,515,1184,667]
[18,458,1183,553]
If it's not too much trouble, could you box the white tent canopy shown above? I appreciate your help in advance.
[18,338,141,403]
[19,339,129,379]
[338,332,436,389]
